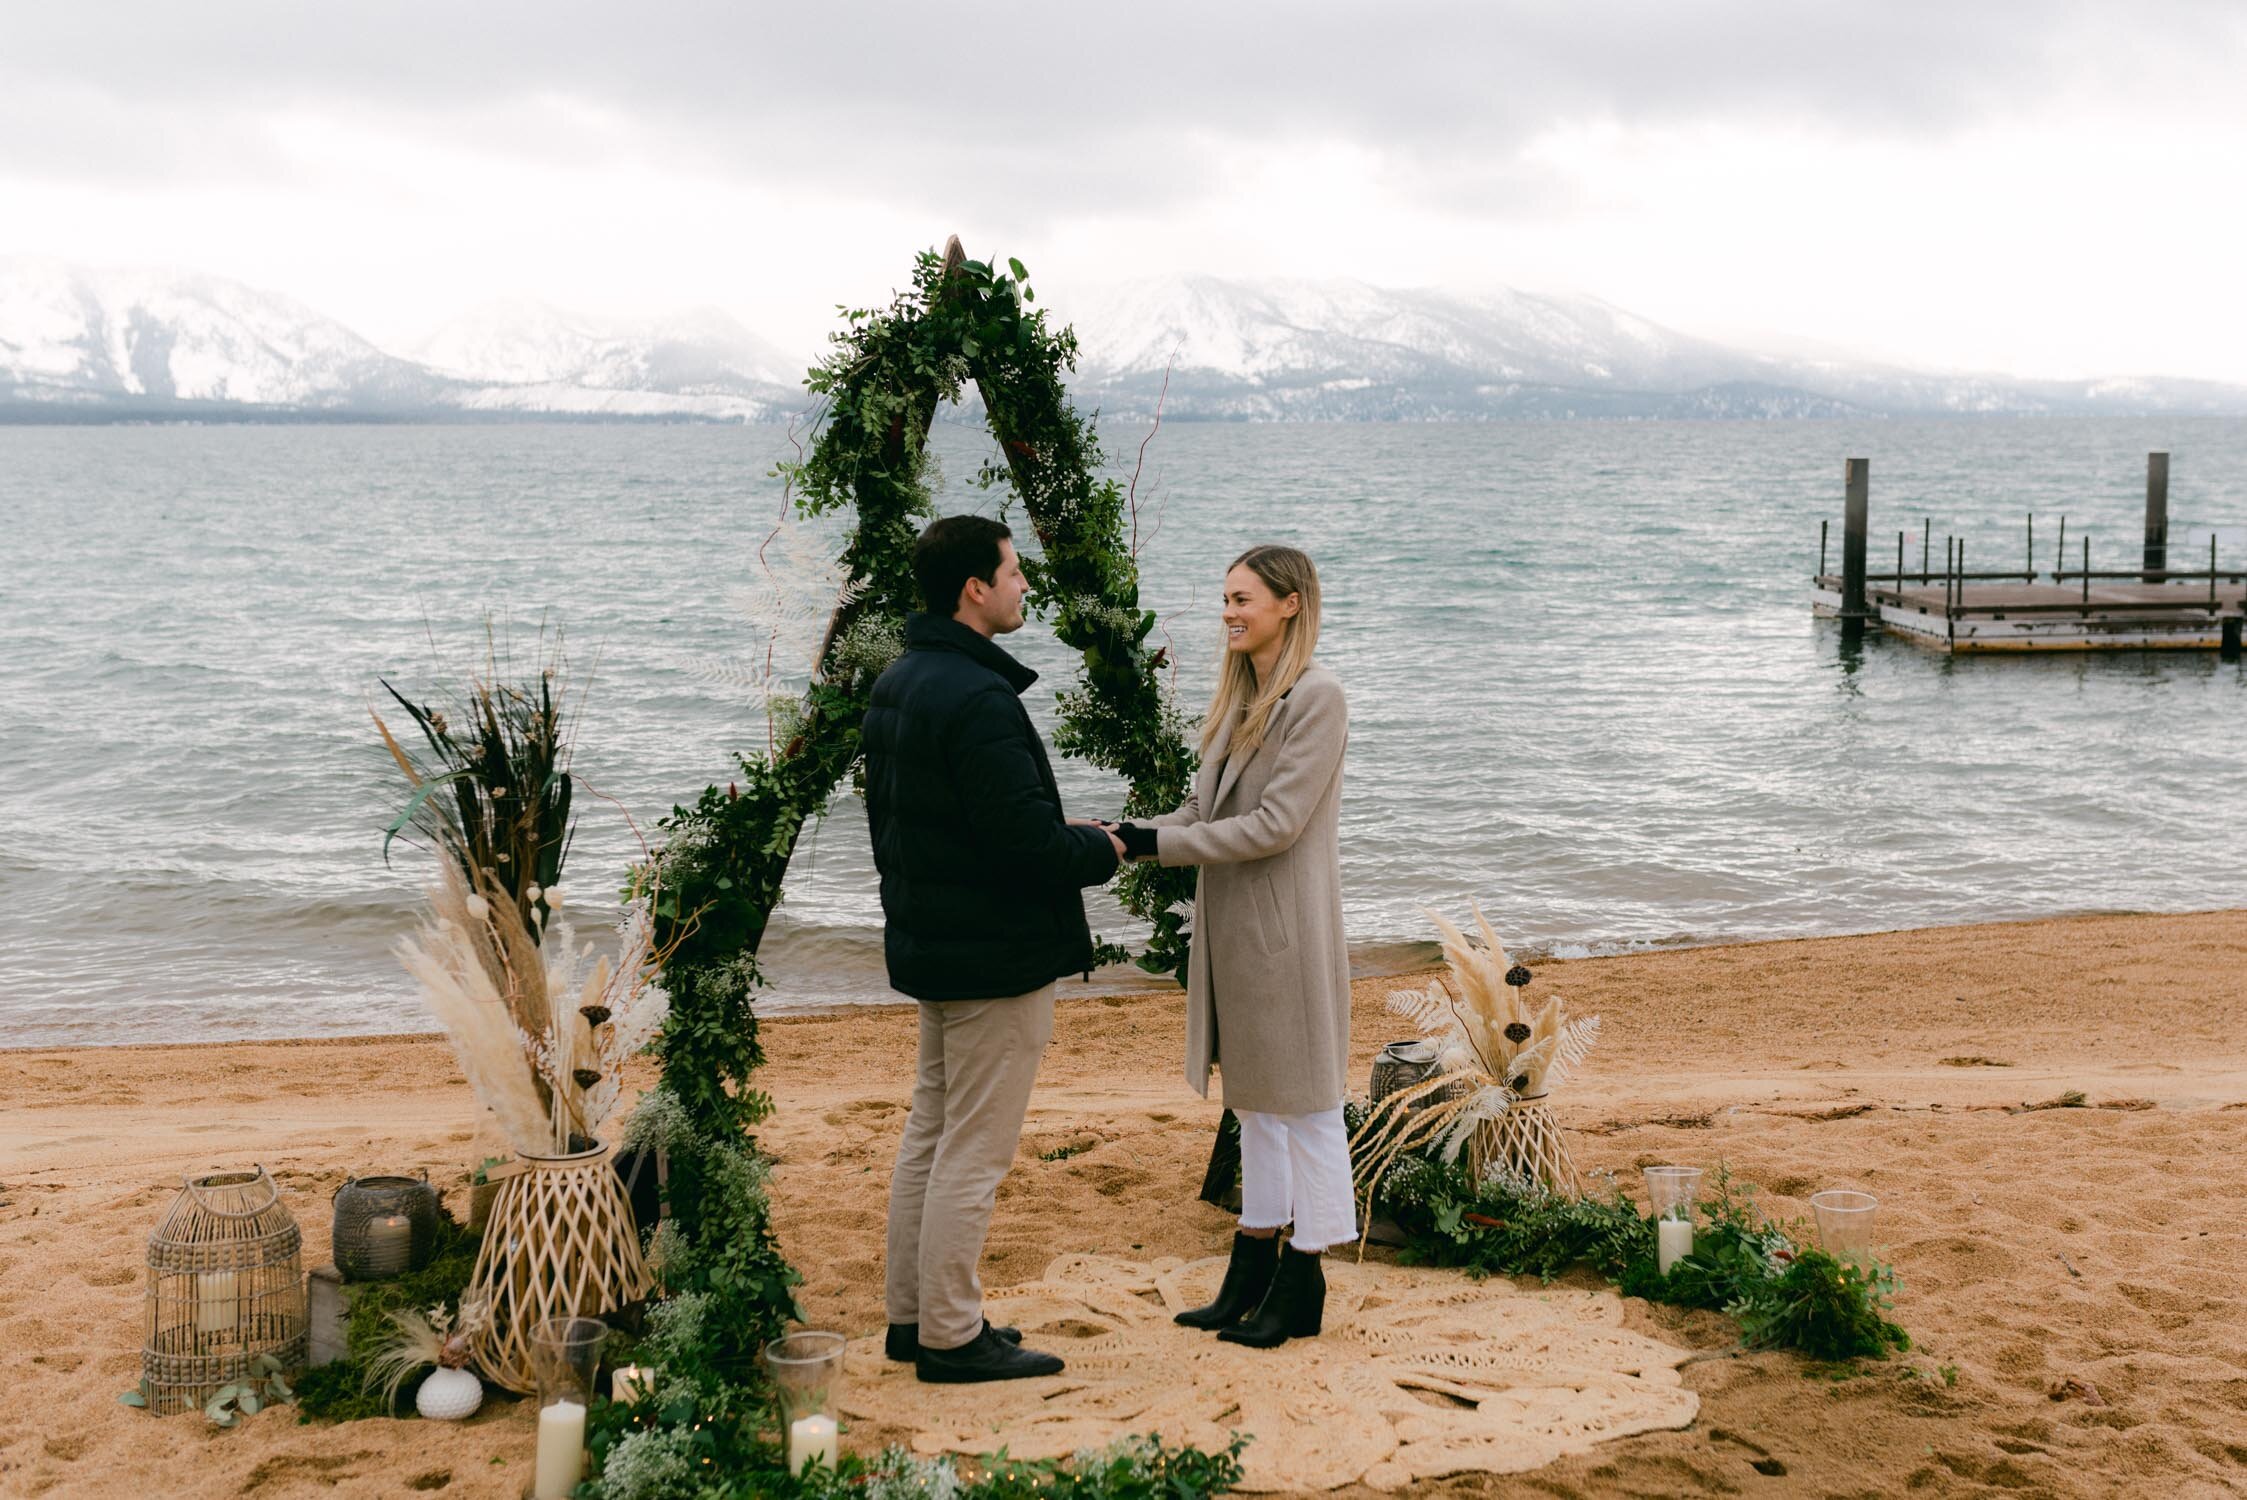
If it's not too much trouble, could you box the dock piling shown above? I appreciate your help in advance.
[1841,459,1870,623]
[1808,453,2239,653]
[2144,451,2170,582]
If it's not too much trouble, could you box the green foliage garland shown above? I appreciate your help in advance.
[594,247,1209,1496]
[1355,1105,1911,1363]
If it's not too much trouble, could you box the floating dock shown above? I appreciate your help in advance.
[1813,453,2244,655]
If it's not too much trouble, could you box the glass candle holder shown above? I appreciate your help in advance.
[363,1213,412,1278]
[1810,1189,1879,1266]
[1643,1165,1704,1274]
[764,1331,847,1475]
[529,1317,605,1500]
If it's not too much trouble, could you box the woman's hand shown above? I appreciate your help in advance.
[1112,822,1161,862]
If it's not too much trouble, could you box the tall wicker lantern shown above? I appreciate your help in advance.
[142,1167,307,1414]
[467,1143,651,1392]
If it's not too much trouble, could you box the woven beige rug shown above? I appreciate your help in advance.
[840,1253,1700,1492]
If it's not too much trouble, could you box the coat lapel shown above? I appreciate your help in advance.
[1212,696,1286,811]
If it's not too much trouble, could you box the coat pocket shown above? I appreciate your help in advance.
[1251,871,1292,955]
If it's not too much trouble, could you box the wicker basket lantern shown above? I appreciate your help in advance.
[142,1166,307,1414]
[467,1143,651,1392]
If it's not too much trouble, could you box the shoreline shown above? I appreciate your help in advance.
[6,906,2246,1497]
[7,902,2237,1055]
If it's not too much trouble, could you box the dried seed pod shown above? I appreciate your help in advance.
[1504,965,1533,988]
[579,1005,612,1027]
[571,1068,602,1089]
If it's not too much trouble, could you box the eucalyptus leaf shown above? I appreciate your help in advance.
[118,1390,147,1407]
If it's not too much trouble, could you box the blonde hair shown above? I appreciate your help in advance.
[1200,544,1322,760]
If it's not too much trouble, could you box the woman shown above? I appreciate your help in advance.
[1110,543,1352,1349]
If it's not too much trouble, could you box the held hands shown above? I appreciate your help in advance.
[1089,819,1159,863]
[1069,816,1129,861]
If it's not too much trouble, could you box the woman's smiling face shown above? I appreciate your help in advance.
[1222,563,1300,660]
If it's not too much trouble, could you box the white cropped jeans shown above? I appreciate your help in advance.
[1236,1104,1359,1254]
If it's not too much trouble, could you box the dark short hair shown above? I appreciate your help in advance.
[914,515,1012,616]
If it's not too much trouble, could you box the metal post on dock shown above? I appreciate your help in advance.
[2211,534,2220,610]
[1819,519,1828,580]
[2026,514,2034,580]
[2144,451,2170,582]
[1945,536,1956,615]
[1922,518,1931,582]
[2082,536,2090,604]
[1841,458,1870,625]
[1897,531,1905,589]
[2056,516,2067,578]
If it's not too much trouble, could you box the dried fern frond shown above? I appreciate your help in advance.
[1547,1014,1602,1091]
[1384,981,1455,1037]
[362,1307,448,1410]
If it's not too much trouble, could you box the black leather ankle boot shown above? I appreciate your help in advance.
[1218,1244,1325,1348]
[1174,1231,1280,1330]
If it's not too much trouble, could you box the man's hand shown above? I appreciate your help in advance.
[1067,816,1127,861]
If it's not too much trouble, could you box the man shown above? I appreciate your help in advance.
[862,514,1124,1384]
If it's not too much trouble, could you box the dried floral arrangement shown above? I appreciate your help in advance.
[1353,904,1600,1201]
[375,637,673,1155]
[362,1294,489,1409]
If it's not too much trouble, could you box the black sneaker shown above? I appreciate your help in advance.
[914,1323,1063,1384]
[885,1320,1022,1362]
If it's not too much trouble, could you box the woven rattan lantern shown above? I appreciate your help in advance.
[333,1172,442,1280]
[467,1143,651,1392]
[142,1166,307,1414]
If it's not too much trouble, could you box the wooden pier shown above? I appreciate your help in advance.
[1812,453,2246,655]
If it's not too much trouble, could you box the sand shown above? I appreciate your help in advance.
[4,908,2245,1498]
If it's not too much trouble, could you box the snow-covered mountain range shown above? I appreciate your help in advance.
[1055,275,2247,420]
[5,258,2243,423]
[0,261,800,421]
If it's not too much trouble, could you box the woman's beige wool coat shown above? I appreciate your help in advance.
[1148,661,1350,1117]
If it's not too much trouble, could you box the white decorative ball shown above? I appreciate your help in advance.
[415,1365,483,1421]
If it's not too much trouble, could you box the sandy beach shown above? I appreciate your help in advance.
[4,908,2245,1499]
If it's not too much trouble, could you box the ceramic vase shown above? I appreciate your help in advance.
[415,1365,483,1421]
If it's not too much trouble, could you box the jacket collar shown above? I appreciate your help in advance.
[905,612,1039,696]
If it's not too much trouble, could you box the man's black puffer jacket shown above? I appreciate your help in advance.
[863,613,1119,1001]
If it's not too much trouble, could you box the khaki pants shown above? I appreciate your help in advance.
[884,984,1056,1351]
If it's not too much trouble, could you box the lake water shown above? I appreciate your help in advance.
[3,418,2243,1047]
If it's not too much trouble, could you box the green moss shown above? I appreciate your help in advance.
[297,1211,482,1422]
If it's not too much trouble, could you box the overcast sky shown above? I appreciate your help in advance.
[7,1,2246,380]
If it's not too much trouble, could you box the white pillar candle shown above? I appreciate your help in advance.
[1657,1218,1694,1274]
[195,1271,238,1335]
[610,1365,650,1404]
[364,1214,412,1278]
[787,1413,838,1474]
[532,1398,587,1499]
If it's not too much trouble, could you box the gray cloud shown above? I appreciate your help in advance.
[6,0,2243,229]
